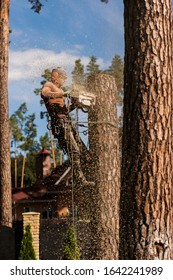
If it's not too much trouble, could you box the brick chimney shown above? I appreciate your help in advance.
[36,148,52,180]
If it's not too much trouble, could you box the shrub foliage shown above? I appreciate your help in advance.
[19,224,36,260]
[63,225,80,260]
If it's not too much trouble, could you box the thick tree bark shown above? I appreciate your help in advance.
[120,0,173,259]
[0,0,12,227]
[88,74,120,259]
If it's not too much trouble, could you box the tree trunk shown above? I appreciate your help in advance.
[120,0,173,259]
[0,0,12,227]
[88,74,120,259]
[21,155,26,188]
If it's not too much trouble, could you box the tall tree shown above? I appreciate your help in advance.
[0,0,12,227]
[20,113,38,152]
[9,103,45,187]
[39,132,51,150]
[19,113,39,186]
[9,103,27,188]
[0,0,45,227]
[9,102,27,145]
[109,54,124,106]
[87,56,100,74]
[88,74,120,259]
[120,0,173,259]
[72,59,85,86]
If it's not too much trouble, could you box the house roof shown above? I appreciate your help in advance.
[12,161,72,203]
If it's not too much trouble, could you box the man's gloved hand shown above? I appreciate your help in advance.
[63,91,71,97]
[71,97,80,107]
[63,92,67,97]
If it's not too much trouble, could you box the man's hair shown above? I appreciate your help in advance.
[52,67,67,79]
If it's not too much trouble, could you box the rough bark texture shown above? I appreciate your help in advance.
[0,0,12,227]
[120,0,173,259]
[87,74,120,259]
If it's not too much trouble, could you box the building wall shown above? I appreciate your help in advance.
[13,201,57,221]
[13,192,74,221]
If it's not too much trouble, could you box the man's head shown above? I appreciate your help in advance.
[51,68,67,86]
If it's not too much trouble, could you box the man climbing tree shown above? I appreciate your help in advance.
[41,68,95,187]
[120,0,173,260]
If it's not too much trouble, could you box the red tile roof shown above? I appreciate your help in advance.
[12,161,72,203]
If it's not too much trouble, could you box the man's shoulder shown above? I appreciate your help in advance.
[43,81,54,88]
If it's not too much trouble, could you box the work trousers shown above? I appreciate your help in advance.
[52,118,86,182]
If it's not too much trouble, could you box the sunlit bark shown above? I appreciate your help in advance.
[120,0,173,259]
[88,74,120,259]
[0,0,12,227]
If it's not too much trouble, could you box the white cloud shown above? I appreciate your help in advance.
[9,48,109,82]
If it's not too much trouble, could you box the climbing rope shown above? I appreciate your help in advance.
[67,95,78,259]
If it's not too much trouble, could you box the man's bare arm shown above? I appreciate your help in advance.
[42,85,64,98]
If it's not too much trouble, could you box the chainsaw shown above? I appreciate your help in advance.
[64,85,96,109]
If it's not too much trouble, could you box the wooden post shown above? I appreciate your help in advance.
[87,74,120,260]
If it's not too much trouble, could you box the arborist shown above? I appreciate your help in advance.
[41,67,95,187]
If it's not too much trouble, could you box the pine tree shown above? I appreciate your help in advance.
[19,113,38,152]
[9,103,27,143]
[86,56,100,74]
[88,74,120,259]
[17,113,39,187]
[9,103,28,188]
[63,226,80,260]
[109,54,124,105]
[19,224,36,260]
[72,59,85,86]
[39,132,51,150]
[0,0,12,228]
[121,0,173,260]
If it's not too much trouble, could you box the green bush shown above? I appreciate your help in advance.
[19,224,36,260]
[63,226,80,260]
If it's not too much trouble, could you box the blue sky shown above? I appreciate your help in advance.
[9,0,124,139]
